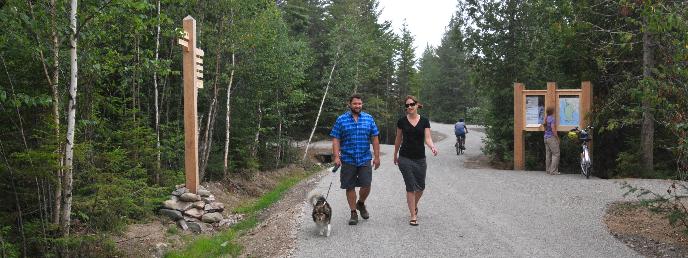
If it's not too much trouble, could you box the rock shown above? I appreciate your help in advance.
[205,202,225,213]
[177,219,189,231]
[179,193,201,202]
[184,208,204,219]
[200,222,213,232]
[172,187,188,197]
[202,212,223,223]
[187,222,212,234]
[163,199,193,211]
[197,189,211,197]
[159,208,183,221]
[183,216,201,223]
[155,243,168,258]
[187,222,202,233]
[192,201,205,209]
[202,196,216,204]
[175,184,185,189]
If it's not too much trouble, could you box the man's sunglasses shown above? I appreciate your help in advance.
[405,102,417,108]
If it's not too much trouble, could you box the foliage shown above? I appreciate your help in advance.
[0,225,19,258]
[0,0,418,255]
[417,0,687,177]
[622,181,688,236]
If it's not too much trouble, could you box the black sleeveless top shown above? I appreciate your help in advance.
[397,116,431,159]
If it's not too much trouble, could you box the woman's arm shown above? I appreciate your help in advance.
[393,128,402,165]
[424,128,438,156]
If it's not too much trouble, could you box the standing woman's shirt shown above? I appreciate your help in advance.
[544,115,555,139]
[397,116,431,159]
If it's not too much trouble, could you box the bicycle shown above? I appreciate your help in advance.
[569,125,593,179]
[454,134,466,155]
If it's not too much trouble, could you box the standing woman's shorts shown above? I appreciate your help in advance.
[397,156,427,192]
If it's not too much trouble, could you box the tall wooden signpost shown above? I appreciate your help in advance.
[178,16,204,194]
[513,81,592,170]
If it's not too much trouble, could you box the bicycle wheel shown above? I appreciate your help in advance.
[455,142,459,155]
[580,157,588,178]
[585,163,591,179]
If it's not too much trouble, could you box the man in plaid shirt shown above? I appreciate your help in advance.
[330,94,381,225]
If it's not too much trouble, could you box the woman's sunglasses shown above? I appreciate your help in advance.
[405,102,417,108]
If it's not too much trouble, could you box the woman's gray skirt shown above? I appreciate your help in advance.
[398,156,427,192]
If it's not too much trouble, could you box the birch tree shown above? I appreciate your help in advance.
[61,0,78,236]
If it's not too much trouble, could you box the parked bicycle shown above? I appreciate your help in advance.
[568,125,593,179]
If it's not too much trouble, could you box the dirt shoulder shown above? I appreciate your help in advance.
[236,170,325,258]
[605,202,688,257]
[113,162,322,257]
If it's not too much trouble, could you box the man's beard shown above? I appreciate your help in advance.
[350,107,361,114]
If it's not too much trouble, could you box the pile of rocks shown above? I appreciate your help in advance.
[159,184,239,233]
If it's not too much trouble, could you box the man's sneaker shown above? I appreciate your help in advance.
[356,201,369,219]
[349,210,358,225]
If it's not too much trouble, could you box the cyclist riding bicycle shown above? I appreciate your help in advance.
[454,118,468,150]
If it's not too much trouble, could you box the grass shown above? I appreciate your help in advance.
[164,168,317,258]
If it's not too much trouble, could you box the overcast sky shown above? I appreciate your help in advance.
[377,0,458,60]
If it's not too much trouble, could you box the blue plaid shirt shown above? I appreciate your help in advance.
[330,111,379,167]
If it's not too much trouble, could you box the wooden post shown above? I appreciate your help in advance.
[546,82,557,120]
[581,81,593,153]
[178,16,204,194]
[514,83,525,170]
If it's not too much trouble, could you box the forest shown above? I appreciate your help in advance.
[0,0,686,256]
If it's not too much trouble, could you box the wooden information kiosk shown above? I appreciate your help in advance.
[513,81,592,170]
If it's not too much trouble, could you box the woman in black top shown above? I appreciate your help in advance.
[393,95,438,226]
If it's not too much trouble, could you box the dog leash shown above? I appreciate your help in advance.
[325,165,340,200]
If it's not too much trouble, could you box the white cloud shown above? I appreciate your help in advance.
[377,0,458,60]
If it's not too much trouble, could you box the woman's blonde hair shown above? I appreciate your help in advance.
[404,95,423,109]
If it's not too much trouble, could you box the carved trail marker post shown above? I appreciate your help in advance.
[177,16,204,194]
[513,81,592,170]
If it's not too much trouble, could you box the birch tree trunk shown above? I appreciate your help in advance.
[303,52,339,160]
[199,50,223,180]
[153,0,161,184]
[641,19,655,173]
[61,0,78,236]
[252,100,263,158]
[223,49,235,177]
[277,106,282,167]
[49,0,63,225]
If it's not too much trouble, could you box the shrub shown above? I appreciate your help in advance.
[622,181,688,235]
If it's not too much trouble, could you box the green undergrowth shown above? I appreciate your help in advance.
[165,166,320,258]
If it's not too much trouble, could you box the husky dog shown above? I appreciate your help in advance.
[307,190,332,237]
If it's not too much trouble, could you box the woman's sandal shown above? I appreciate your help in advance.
[409,219,419,226]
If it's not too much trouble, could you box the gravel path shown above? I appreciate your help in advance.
[293,122,673,257]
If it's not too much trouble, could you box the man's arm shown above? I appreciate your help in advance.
[332,137,341,167]
[371,136,380,170]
